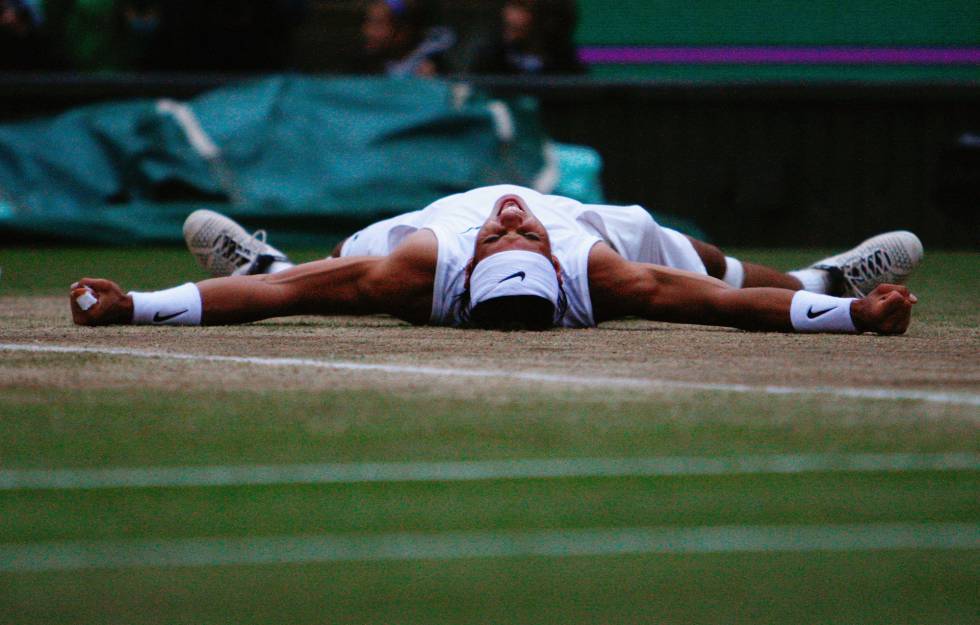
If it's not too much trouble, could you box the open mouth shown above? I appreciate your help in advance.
[495,194,527,216]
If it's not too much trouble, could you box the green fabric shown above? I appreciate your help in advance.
[0,76,591,246]
[578,0,980,46]
[551,143,604,205]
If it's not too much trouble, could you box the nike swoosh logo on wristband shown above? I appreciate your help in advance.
[153,309,188,323]
[806,306,836,319]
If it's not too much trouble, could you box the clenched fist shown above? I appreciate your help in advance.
[851,284,917,335]
[70,278,133,326]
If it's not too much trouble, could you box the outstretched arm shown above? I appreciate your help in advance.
[586,243,915,334]
[71,231,438,326]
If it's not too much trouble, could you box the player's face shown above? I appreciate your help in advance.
[472,193,554,265]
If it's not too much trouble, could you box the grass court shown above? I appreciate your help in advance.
[0,246,977,624]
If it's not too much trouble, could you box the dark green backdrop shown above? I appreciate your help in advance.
[578,0,980,45]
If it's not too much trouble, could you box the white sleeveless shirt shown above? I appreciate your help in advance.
[340,185,705,328]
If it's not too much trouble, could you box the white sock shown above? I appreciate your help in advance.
[722,257,745,288]
[788,268,833,294]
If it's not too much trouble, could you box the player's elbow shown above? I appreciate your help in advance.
[623,267,665,318]
[358,262,432,322]
[358,269,398,314]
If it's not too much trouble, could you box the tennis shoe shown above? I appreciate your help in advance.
[810,231,923,297]
[183,209,291,277]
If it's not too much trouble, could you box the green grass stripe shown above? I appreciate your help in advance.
[2,523,976,573]
[2,453,977,491]
[3,343,979,406]
[5,472,976,543]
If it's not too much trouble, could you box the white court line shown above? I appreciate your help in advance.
[3,342,979,407]
[1,523,977,572]
[2,453,977,492]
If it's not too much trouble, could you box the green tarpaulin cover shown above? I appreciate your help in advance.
[0,76,602,246]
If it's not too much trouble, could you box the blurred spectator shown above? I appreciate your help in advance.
[0,0,62,70]
[350,0,455,77]
[467,0,584,75]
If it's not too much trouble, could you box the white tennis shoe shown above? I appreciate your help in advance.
[810,231,923,297]
[183,209,292,277]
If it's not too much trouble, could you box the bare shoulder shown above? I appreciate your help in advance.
[587,241,631,276]
[587,242,650,322]
[368,229,438,323]
[387,229,439,270]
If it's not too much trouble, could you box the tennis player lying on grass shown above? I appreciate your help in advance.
[71,185,922,334]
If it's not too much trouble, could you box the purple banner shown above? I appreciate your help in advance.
[579,47,980,65]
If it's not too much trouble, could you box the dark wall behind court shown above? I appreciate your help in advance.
[525,81,980,249]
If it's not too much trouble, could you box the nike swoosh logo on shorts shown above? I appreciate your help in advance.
[806,306,836,319]
[153,309,188,323]
[499,271,526,283]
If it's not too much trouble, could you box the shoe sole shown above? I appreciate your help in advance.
[183,210,259,277]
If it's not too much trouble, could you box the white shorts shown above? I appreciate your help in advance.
[576,204,707,275]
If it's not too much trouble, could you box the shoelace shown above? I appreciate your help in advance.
[844,248,892,284]
[242,230,267,259]
[216,229,267,266]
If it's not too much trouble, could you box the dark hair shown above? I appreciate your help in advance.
[468,295,555,331]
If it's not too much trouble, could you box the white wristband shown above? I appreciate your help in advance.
[129,283,202,325]
[790,291,857,333]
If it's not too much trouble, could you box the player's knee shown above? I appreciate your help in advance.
[687,237,726,279]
